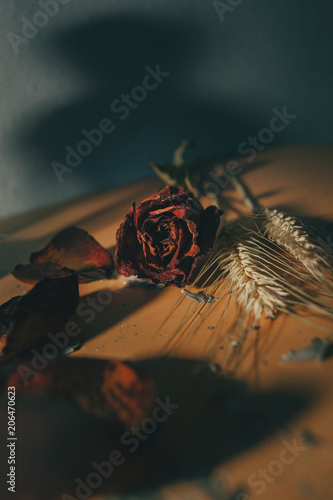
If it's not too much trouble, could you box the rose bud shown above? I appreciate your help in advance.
[115,186,222,288]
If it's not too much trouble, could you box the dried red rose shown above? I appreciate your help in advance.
[115,186,221,287]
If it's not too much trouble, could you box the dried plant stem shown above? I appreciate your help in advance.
[228,174,259,212]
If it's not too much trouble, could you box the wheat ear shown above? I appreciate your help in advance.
[201,225,332,326]
[212,226,289,323]
[261,208,332,285]
[227,172,333,288]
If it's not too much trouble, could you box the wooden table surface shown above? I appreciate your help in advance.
[0,144,333,500]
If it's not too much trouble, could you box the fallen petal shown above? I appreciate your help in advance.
[0,275,79,361]
[12,226,114,284]
[8,357,155,429]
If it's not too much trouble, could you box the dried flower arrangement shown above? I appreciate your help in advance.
[1,141,332,413]
[146,143,333,362]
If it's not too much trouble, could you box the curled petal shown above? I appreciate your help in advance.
[115,187,222,287]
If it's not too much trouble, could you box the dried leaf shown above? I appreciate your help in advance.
[12,262,75,285]
[0,275,79,361]
[12,226,114,284]
[12,261,108,285]
[8,357,155,428]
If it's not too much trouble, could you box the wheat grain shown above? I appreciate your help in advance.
[208,226,293,325]
[226,173,332,287]
[261,208,333,286]
[195,223,333,330]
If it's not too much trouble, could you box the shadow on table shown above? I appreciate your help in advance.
[74,284,164,345]
[0,355,312,500]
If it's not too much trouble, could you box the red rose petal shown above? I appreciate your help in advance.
[12,262,75,285]
[0,275,79,361]
[12,227,114,285]
[115,187,222,287]
[30,226,114,273]
[8,357,155,429]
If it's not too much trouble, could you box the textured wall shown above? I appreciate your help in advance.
[1,0,333,218]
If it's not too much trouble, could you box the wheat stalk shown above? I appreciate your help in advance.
[199,225,332,324]
[161,164,333,366]
[161,222,333,372]
[184,218,333,345]
[260,208,333,287]
[214,227,288,322]
[228,170,332,277]
[229,172,332,287]
[160,221,329,374]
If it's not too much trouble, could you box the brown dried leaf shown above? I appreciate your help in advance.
[0,275,79,360]
[12,262,75,285]
[30,226,114,273]
[12,262,104,285]
[12,226,114,284]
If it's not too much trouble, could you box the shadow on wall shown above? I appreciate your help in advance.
[14,14,281,191]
